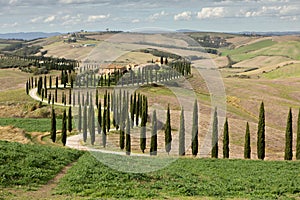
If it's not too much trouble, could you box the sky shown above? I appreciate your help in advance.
[0,0,299,33]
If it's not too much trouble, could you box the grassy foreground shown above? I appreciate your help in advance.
[0,141,83,189]
[56,152,300,199]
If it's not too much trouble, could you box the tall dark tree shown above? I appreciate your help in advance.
[150,110,157,156]
[97,102,102,134]
[211,108,218,158]
[95,89,99,108]
[297,108,300,160]
[130,94,134,128]
[140,98,147,153]
[223,118,229,159]
[50,108,56,142]
[179,108,185,156]
[107,93,111,132]
[102,108,107,147]
[83,105,87,142]
[257,102,265,160]
[55,76,58,89]
[244,122,251,159]
[135,93,140,126]
[191,100,198,156]
[120,103,125,150]
[126,114,131,155]
[284,108,293,160]
[90,105,95,145]
[78,104,82,133]
[61,109,67,146]
[165,104,172,154]
[68,106,72,132]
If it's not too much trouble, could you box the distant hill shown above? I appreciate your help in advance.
[0,32,62,40]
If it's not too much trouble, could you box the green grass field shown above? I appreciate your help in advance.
[222,39,277,57]
[0,140,82,189]
[262,63,300,79]
[55,152,300,199]
[0,118,62,132]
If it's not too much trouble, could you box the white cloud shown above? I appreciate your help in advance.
[197,7,225,19]
[148,11,167,22]
[174,11,192,21]
[87,14,110,22]
[131,19,140,23]
[1,22,18,28]
[30,16,43,23]
[242,5,300,18]
[44,15,56,23]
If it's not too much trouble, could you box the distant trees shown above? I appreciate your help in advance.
[257,102,265,160]
[179,108,185,156]
[165,104,172,155]
[223,118,229,159]
[284,108,293,160]
[244,122,251,159]
[211,108,218,158]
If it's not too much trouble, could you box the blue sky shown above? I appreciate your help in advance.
[0,0,299,33]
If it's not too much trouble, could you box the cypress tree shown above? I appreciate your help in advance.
[107,93,111,132]
[126,114,131,155]
[211,108,218,158]
[165,104,172,154]
[150,110,157,156]
[257,101,265,160]
[140,98,147,153]
[61,109,67,146]
[179,108,185,156]
[69,89,71,105]
[90,105,95,145]
[50,108,56,142]
[26,81,29,95]
[191,100,198,156]
[78,104,82,133]
[130,94,134,128]
[120,103,125,150]
[56,77,58,89]
[136,93,140,126]
[297,108,300,160]
[83,105,87,142]
[223,118,229,159]
[95,89,99,108]
[102,108,107,147]
[244,122,251,159]
[49,76,52,89]
[97,102,101,134]
[284,108,293,160]
[68,106,72,132]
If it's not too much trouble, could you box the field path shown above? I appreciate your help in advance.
[8,161,78,200]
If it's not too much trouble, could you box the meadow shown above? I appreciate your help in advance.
[55,152,300,199]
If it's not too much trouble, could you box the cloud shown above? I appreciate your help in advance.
[242,5,300,18]
[131,19,140,23]
[87,14,110,22]
[197,7,225,19]
[174,11,192,21]
[30,16,43,23]
[44,15,56,23]
[1,22,18,28]
[148,11,167,22]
